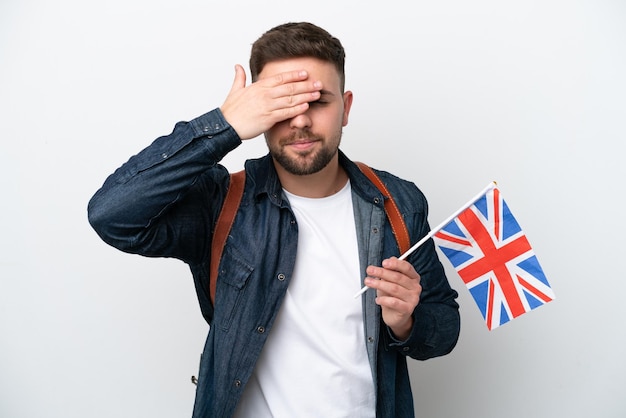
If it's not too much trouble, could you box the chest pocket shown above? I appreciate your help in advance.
[214,243,254,331]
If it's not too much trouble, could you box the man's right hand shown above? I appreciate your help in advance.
[220,64,323,140]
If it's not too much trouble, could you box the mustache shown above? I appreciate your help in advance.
[280,130,323,145]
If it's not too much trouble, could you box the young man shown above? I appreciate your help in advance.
[88,22,460,418]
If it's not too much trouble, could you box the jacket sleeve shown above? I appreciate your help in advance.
[87,108,242,264]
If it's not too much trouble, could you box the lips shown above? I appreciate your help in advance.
[286,139,318,151]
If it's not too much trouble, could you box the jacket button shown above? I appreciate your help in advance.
[277,273,286,281]
[372,227,379,234]
[257,326,265,334]
[368,336,374,343]
[374,197,381,204]
[234,379,242,388]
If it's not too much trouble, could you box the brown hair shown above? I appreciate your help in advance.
[249,22,346,91]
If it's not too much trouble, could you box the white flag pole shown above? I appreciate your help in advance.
[353,181,497,299]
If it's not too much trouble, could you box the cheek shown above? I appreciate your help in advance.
[266,123,285,139]
[265,124,288,148]
[311,106,344,126]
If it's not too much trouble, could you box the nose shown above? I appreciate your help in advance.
[289,111,312,130]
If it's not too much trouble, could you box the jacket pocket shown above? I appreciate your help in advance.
[214,244,254,331]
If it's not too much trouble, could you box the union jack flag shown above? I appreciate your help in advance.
[433,185,555,330]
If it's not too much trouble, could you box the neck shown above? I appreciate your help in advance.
[274,157,348,198]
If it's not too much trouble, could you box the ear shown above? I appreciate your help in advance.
[341,91,354,127]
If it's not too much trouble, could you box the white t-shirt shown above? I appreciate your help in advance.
[233,180,376,418]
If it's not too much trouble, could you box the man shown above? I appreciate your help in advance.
[88,22,460,418]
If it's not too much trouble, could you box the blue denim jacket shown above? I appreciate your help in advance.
[88,109,460,418]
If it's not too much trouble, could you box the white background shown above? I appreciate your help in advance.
[1,1,625,417]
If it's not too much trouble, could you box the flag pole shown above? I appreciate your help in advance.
[353,181,498,299]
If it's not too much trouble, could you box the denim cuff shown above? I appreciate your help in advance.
[386,308,436,354]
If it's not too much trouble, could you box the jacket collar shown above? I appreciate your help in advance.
[243,150,384,206]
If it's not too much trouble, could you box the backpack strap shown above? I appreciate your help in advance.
[209,163,411,305]
[355,162,411,255]
[209,170,245,306]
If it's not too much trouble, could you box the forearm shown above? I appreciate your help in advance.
[399,243,460,360]
[382,190,460,358]
[87,108,241,258]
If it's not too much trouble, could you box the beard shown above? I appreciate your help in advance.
[268,129,342,176]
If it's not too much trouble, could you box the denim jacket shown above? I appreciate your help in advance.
[88,108,460,418]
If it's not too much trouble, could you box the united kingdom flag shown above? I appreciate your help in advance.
[433,185,555,330]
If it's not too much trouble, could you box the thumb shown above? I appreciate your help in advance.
[228,64,247,94]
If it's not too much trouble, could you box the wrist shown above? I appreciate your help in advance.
[389,316,414,341]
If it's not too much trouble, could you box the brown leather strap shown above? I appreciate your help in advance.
[209,170,246,306]
[209,163,410,306]
[356,162,411,255]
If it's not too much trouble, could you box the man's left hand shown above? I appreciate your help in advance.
[364,257,422,341]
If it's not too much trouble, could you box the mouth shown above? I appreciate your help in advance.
[286,138,318,151]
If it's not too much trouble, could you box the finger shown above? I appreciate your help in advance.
[375,294,416,314]
[262,85,320,121]
[271,101,311,121]
[276,89,321,110]
[228,64,247,94]
[264,69,311,87]
[382,260,419,285]
[366,264,418,286]
[270,78,322,96]
[382,257,420,280]
[260,70,322,99]
[364,277,421,311]
[364,277,416,298]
